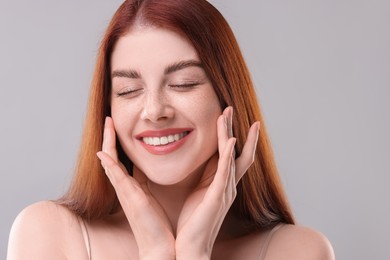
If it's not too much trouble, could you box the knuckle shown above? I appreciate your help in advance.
[108,166,127,186]
[231,188,237,199]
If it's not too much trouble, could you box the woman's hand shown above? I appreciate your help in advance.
[175,107,260,260]
[96,117,175,260]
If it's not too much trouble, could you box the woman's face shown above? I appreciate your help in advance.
[110,27,221,185]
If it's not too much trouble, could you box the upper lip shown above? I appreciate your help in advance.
[135,128,193,139]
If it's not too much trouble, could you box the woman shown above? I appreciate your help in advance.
[8,0,334,259]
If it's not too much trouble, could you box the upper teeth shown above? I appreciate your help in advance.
[142,132,188,146]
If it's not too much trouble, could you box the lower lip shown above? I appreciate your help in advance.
[139,132,192,155]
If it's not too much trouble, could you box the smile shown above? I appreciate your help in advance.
[136,128,193,155]
[142,131,190,146]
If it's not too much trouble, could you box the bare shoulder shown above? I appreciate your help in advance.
[265,224,335,260]
[12,200,76,223]
[7,201,86,260]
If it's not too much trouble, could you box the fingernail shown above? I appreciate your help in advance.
[255,122,260,143]
[225,106,231,116]
[226,106,233,122]
[96,151,103,161]
[256,121,260,131]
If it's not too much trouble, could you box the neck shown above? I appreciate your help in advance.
[133,163,206,234]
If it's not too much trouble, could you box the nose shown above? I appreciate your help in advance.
[140,89,174,122]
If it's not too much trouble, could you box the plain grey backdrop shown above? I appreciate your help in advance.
[1,0,389,259]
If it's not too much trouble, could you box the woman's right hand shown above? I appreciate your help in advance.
[96,117,175,260]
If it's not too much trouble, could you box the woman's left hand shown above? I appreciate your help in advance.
[175,107,260,260]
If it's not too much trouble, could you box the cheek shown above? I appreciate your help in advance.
[174,84,220,115]
[110,101,137,138]
[188,90,221,125]
[177,89,221,149]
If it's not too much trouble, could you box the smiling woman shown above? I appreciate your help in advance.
[7,0,334,259]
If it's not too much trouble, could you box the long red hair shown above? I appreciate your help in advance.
[59,0,295,229]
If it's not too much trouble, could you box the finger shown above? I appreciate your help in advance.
[96,152,159,227]
[97,152,156,208]
[217,107,232,155]
[96,151,132,191]
[102,117,119,163]
[226,107,235,159]
[208,137,236,196]
[235,121,260,183]
[228,139,237,184]
[226,106,233,138]
[217,115,227,155]
[198,153,219,187]
[229,152,237,198]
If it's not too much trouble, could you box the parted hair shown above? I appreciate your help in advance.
[59,0,295,229]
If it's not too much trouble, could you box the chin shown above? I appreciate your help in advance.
[137,160,207,186]
[135,161,186,182]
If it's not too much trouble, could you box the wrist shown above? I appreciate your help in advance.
[175,235,213,260]
[176,242,210,260]
[176,255,209,260]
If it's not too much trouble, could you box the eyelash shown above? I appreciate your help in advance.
[116,89,142,97]
[169,83,199,89]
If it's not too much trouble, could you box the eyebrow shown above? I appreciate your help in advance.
[164,60,203,74]
[111,69,141,79]
[111,59,203,79]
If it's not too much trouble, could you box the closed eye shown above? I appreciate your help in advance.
[116,88,143,97]
[169,83,200,89]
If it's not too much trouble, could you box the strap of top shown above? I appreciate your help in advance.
[257,224,283,260]
[78,216,91,260]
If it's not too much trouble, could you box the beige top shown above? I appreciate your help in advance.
[78,216,282,260]
[257,224,283,260]
[78,216,91,260]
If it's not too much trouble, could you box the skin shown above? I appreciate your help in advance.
[7,27,335,260]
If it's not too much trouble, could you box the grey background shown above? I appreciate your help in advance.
[1,0,389,259]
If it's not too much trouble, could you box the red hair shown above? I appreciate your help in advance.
[59,0,295,229]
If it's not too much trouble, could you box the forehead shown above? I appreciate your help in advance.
[111,27,199,71]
